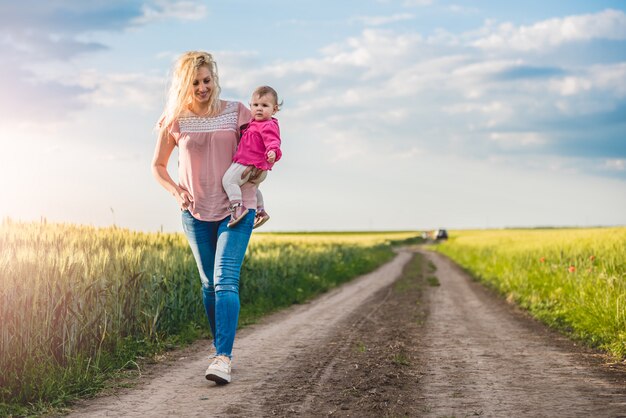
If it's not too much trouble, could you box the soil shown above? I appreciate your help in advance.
[63,248,626,418]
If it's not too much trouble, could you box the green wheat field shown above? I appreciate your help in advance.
[0,219,419,415]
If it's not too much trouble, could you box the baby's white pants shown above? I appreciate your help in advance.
[222,162,268,208]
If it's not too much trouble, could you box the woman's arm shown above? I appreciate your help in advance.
[151,129,193,210]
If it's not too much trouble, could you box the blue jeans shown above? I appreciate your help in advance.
[181,210,255,358]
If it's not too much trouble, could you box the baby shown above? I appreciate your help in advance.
[222,85,282,228]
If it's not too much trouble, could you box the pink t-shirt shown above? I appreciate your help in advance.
[233,118,282,171]
[169,100,255,221]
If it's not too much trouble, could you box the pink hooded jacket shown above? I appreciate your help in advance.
[233,117,282,171]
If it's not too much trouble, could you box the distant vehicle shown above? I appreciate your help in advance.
[435,229,448,240]
[421,229,448,241]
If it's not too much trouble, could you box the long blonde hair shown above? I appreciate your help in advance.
[159,51,221,135]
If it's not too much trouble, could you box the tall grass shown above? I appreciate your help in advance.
[0,219,418,415]
[433,228,626,359]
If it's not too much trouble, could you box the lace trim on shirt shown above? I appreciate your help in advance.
[179,101,238,133]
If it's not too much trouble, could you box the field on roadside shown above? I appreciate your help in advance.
[433,227,626,359]
[0,219,419,416]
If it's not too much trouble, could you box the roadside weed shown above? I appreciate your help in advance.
[427,276,440,287]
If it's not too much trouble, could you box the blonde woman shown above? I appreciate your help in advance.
[152,51,259,384]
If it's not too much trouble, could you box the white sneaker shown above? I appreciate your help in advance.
[205,355,231,384]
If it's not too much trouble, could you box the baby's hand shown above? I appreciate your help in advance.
[266,151,276,163]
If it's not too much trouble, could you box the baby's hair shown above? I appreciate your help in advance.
[253,85,283,111]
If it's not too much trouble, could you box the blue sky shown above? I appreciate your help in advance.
[0,0,625,231]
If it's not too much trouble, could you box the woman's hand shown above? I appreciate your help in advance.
[241,165,264,181]
[266,151,276,164]
[176,189,194,211]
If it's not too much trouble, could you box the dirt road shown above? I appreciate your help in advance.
[66,248,626,417]
[415,251,626,417]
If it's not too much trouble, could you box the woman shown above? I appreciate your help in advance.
[152,51,260,384]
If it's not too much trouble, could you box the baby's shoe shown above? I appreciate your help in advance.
[227,202,249,227]
[253,208,270,229]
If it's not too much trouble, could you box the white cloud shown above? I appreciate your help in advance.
[549,63,626,97]
[446,5,479,14]
[317,29,423,71]
[294,79,320,93]
[443,101,509,115]
[473,9,626,51]
[426,28,461,45]
[590,63,626,97]
[323,132,370,163]
[604,159,625,171]
[551,75,593,96]
[489,132,547,146]
[133,0,207,25]
[403,0,433,6]
[383,108,411,122]
[391,146,422,159]
[219,29,426,92]
[443,101,515,129]
[350,13,414,26]
[155,50,177,60]
[451,59,520,78]
[77,70,165,110]
[384,54,469,96]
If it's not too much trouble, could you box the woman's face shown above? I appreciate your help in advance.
[190,65,214,105]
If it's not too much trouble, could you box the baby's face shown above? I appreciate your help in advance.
[250,94,278,121]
